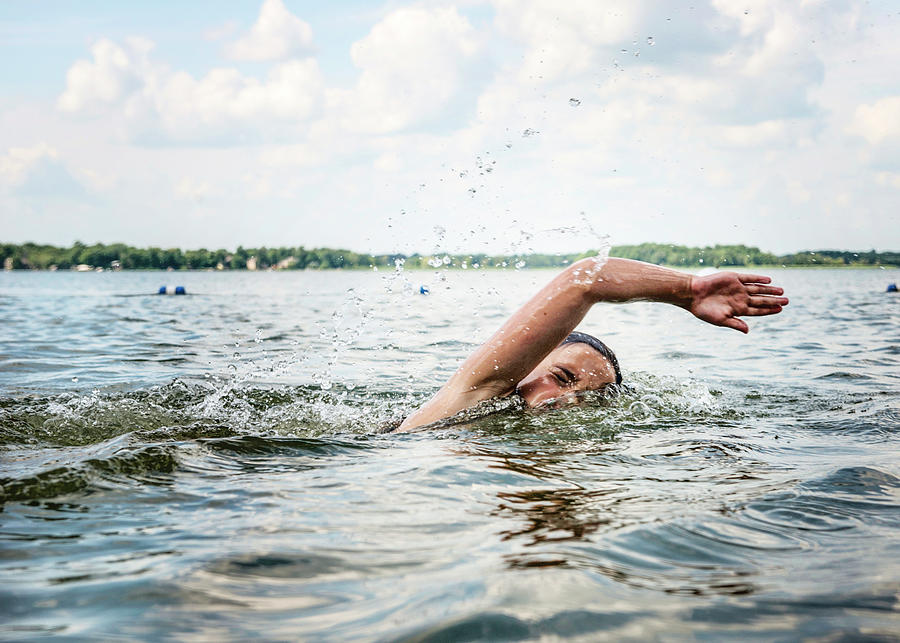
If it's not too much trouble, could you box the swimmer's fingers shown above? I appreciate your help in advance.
[748,295,789,308]
[737,273,772,285]
[745,305,784,317]
[723,303,783,333]
[745,283,784,296]
[722,317,749,333]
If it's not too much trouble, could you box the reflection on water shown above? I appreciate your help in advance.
[1,268,900,639]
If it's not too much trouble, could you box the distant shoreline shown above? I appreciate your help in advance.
[2,242,898,271]
[3,264,898,273]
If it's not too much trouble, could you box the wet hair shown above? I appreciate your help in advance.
[560,331,622,386]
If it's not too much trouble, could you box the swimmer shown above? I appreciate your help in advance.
[395,257,788,431]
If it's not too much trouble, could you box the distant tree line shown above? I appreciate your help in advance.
[611,243,899,267]
[1,241,897,271]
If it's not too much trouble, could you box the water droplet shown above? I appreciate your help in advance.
[569,98,581,107]
[468,187,477,195]
[744,8,750,14]
[71,376,78,383]
[647,36,655,46]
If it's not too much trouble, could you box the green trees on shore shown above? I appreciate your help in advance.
[1,241,897,271]
[610,243,780,267]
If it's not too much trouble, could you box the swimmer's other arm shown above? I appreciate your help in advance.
[395,258,788,432]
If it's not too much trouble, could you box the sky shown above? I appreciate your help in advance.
[1,0,899,255]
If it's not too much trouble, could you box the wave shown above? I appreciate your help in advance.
[0,432,380,505]
[0,379,421,448]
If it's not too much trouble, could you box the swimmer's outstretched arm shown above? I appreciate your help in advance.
[396,258,787,431]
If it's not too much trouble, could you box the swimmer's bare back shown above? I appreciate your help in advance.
[396,257,788,432]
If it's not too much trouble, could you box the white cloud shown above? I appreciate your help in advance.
[492,0,645,83]
[0,143,88,198]
[175,176,212,201]
[490,0,830,127]
[848,96,900,145]
[714,120,790,147]
[57,38,152,113]
[226,0,314,61]
[694,9,824,124]
[0,143,59,186]
[875,171,900,189]
[786,178,812,203]
[328,6,481,134]
[136,58,324,141]
[55,1,323,144]
[257,142,322,168]
[57,37,324,144]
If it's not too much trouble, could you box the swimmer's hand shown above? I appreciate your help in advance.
[688,272,788,333]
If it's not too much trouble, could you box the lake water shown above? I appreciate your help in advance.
[2,267,899,640]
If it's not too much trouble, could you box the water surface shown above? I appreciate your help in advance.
[2,267,899,640]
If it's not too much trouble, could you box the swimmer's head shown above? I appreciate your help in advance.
[515,331,621,408]
[560,331,622,386]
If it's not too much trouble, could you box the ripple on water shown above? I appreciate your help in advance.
[0,442,180,505]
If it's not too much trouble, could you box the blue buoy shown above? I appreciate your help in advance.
[888,283,898,293]
[158,285,187,295]
[419,285,430,295]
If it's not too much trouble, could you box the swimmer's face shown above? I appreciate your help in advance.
[515,343,616,408]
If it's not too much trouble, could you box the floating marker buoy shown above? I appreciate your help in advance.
[888,283,898,293]
[158,285,187,295]
[419,285,430,295]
